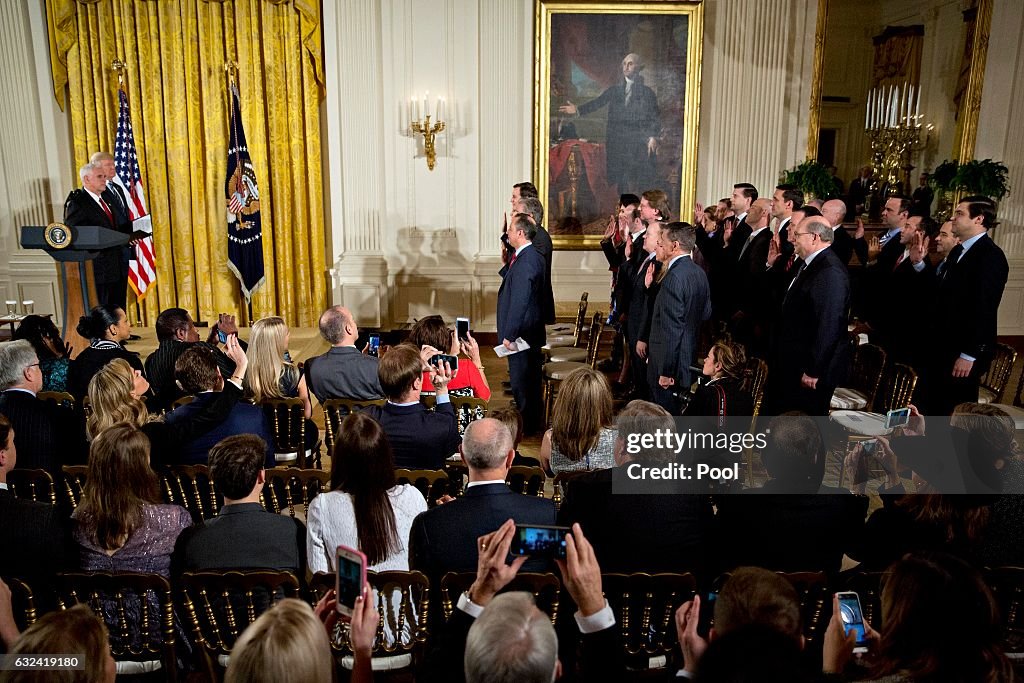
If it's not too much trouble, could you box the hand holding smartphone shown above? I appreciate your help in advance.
[367,333,380,357]
[510,524,570,560]
[336,546,368,619]
[456,317,470,342]
[836,592,869,653]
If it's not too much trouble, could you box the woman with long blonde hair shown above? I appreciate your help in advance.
[245,317,312,419]
[539,366,616,475]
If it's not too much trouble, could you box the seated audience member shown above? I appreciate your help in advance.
[682,337,754,418]
[557,401,714,575]
[0,605,116,683]
[306,412,427,573]
[409,418,554,585]
[0,340,81,472]
[434,520,622,683]
[489,406,540,467]
[675,566,804,679]
[164,346,274,466]
[410,315,491,400]
[67,304,144,401]
[176,435,305,573]
[823,552,1014,682]
[694,626,814,683]
[539,367,616,476]
[12,315,70,393]
[144,308,241,410]
[0,414,67,581]
[715,414,867,575]
[364,344,461,470]
[305,305,383,402]
[86,334,248,467]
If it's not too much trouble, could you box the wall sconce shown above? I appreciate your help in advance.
[408,91,445,171]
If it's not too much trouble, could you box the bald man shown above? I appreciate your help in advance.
[821,199,867,266]
[305,305,384,402]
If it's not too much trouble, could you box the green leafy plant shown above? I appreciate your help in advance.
[779,160,839,200]
[928,158,1010,200]
[929,160,959,194]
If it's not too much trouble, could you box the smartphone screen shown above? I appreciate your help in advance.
[456,317,470,341]
[885,407,911,430]
[368,334,380,358]
[837,592,869,652]
[510,525,569,559]
[217,329,228,344]
[429,353,459,371]
[335,546,367,617]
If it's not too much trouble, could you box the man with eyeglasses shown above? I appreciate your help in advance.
[765,216,850,415]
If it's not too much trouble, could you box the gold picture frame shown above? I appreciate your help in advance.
[533,1,704,250]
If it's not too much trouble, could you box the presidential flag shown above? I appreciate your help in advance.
[226,83,265,301]
[113,88,156,299]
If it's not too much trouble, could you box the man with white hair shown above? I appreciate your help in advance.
[558,52,660,194]
[821,198,867,266]
[63,161,130,308]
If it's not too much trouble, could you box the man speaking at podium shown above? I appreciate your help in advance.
[63,159,132,310]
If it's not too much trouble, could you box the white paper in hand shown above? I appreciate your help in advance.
[494,337,531,358]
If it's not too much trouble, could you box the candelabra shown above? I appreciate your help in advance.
[411,115,445,171]
[865,83,929,195]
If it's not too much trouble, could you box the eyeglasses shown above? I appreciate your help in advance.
[791,231,817,238]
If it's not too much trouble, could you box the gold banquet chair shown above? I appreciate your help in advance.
[322,398,386,455]
[544,292,589,350]
[440,572,560,623]
[7,468,56,505]
[545,291,588,341]
[979,343,1017,404]
[543,312,605,423]
[830,343,886,412]
[262,467,331,518]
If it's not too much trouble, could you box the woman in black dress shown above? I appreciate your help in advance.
[67,304,144,401]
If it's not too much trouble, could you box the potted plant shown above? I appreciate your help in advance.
[779,160,839,201]
[953,159,1010,200]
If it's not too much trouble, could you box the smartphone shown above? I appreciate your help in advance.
[217,329,228,344]
[885,407,911,430]
[836,592,869,654]
[368,333,380,358]
[510,524,570,560]
[335,545,368,618]
[456,317,470,342]
[429,353,459,371]
[698,590,718,638]
[860,439,878,456]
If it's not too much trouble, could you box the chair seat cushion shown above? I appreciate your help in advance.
[830,387,868,410]
[547,347,587,363]
[546,324,573,334]
[544,335,576,348]
[544,361,588,381]
[978,387,997,404]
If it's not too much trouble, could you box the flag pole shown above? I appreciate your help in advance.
[111,59,145,326]
[225,61,252,326]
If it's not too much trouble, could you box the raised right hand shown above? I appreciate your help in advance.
[558,101,578,115]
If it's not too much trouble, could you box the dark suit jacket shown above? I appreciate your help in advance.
[734,228,774,320]
[557,467,715,577]
[864,256,935,364]
[648,256,712,386]
[830,225,868,266]
[0,390,81,472]
[164,392,275,467]
[175,503,305,573]
[930,233,1008,372]
[504,227,555,325]
[409,483,556,584]
[577,79,660,189]
[613,231,650,322]
[101,183,133,234]
[715,482,868,576]
[305,346,383,403]
[625,255,658,346]
[874,233,905,271]
[497,244,546,348]
[144,340,239,411]
[63,188,124,284]
[363,401,461,470]
[68,345,145,402]
[0,487,68,580]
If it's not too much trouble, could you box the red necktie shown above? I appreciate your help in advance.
[786,253,795,271]
[510,253,518,267]
[99,198,113,225]
[893,251,907,271]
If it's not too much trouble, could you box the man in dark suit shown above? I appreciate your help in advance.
[305,305,383,402]
[363,344,461,469]
[557,401,714,576]
[770,184,803,252]
[409,418,555,586]
[821,199,868,266]
[511,195,556,326]
[730,198,774,356]
[175,434,305,573]
[497,215,547,433]
[847,164,874,217]
[163,347,275,467]
[647,223,712,413]
[558,53,660,195]
[874,195,912,269]
[63,161,130,309]
[598,194,641,373]
[0,341,76,473]
[718,183,757,319]
[0,413,68,582]
[924,196,1009,415]
[626,223,662,400]
[766,216,851,415]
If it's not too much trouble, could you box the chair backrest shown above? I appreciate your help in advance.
[450,396,488,435]
[584,312,605,367]
[322,398,386,454]
[986,566,1024,630]
[171,395,196,410]
[178,570,302,675]
[847,343,887,409]
[552,470,590,511]
[876,363,918,413]
[56,571,177,678]
[980,343,1018,403]
[440,572,560,623]
[61,465,89,510]
[601,572,697,666]
[262,398,308,467]
[309,570,431,660]
[7,468,56,505]
[395,469,452,507]
[777,571,831,647]
[506,465,546,497]
[745,357,769,417]
[571,294,589,347]
[2,576,38,632]
[161,465,222,522]
[262,468,331,517]
[36,390,75,410]
[419,394,437,410]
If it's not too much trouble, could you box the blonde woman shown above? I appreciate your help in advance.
[245,317,313,417]
[85,337,248,467]
[539,367,616,476]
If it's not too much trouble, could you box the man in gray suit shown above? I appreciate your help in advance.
[647,223,712,413]
[305,305,384,402]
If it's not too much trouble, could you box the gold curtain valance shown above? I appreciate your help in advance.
[43,0,327,327]
[871,25,924,89]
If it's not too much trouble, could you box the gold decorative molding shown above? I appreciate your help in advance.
[806,0,829,161]
[953,0,992,162]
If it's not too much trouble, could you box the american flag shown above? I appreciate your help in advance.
[113,88,156,299]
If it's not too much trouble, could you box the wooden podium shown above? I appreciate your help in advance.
[20,224,130,354]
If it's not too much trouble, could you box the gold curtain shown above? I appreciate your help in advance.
[871,25,924,89]
[45,0,327,327]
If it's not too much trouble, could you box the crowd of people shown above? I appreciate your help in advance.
[0,174,1020,682]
